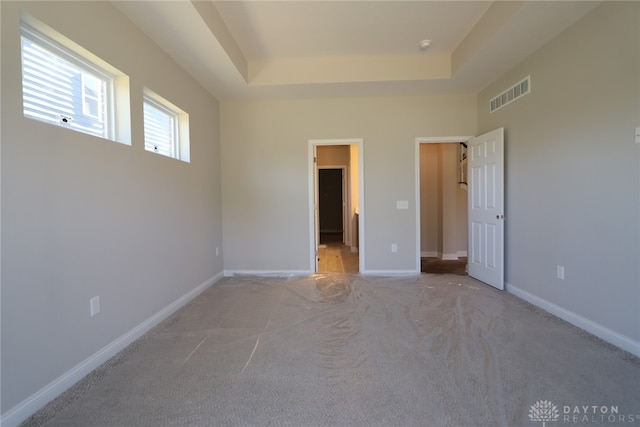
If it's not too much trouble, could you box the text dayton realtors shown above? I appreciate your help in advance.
[562,405,639,424]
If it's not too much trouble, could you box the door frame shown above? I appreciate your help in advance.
[414,136,472,272]
[309,138,364,273]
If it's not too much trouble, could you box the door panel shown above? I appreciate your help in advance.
[486,164,496,208]
[486,223,496,269]
[471,222,482,264]
[468,128,504,290]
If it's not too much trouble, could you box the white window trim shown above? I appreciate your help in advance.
[144,95,179,158]
[143,88,190,163]
[20,14,131,145]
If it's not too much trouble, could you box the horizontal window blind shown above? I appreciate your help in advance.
[21,24,112,139]
[143,97,178,159]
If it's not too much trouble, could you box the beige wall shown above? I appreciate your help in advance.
[221,94,476,273]
[420,144,440,255]
[349,144,360,251]
[1,1,223,417]
[478,2,640,347]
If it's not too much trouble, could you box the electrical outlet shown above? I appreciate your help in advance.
[391,243,398,253]
[216,247,220,256]
[90,296,101,316]
[556,265,565,280]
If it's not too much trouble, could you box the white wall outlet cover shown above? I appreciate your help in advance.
[635,126,640,144]
[90,296,101,316]
[396,200,409,209]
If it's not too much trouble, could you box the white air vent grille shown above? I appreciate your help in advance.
[490,76,530,113]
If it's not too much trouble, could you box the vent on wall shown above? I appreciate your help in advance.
[490,76,530,113]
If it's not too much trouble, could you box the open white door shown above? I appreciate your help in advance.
[468,128,504,290]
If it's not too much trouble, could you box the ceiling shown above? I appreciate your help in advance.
[113,1,600,100]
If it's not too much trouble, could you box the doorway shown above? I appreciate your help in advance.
[416,138,470,274]
[309,139,364,274]
[318,168,346,244]
[415,130,505,290]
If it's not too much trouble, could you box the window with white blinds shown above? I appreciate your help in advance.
[143,97,178,158]
[143,90,189,162]
[21,23,114,140]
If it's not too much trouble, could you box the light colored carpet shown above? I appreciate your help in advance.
[22,274,640,426]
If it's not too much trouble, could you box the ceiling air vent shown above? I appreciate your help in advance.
[490,76,530,113]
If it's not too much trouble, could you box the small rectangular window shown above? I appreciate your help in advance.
[21,22,115,140]
[143,89,190,162]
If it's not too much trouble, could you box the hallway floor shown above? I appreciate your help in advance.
[317,232,358,274]
[421,257,468,275]
[317,243,359,273]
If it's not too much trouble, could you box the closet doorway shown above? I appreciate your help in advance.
[417,141,469,274]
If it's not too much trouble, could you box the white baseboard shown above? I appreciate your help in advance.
[361,269,421,276]
[457,251,468,258]
[224,270,311,277]
[350,246,359,253]
[441,253,459,260]
[420,251,438,257]
[506,282,640,358]
[1,271,224,427]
